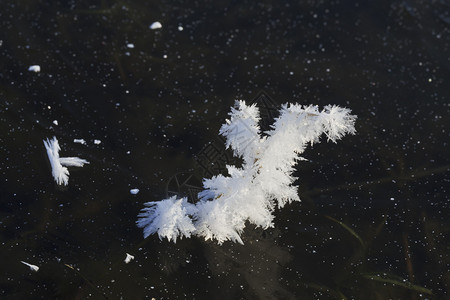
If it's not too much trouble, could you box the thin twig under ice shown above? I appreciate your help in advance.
[43,136,89,185]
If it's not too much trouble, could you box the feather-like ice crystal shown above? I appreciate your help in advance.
[43,137,89,185]
[137,196,197,243]
[137,101,356,244]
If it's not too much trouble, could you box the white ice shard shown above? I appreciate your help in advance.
[28,65,41,72]
[73,138,86,145]
[21,261,39,272]
[130,189,140,195]
[149,21,162,29]
[43,137,89,185]
[124,253,135,263]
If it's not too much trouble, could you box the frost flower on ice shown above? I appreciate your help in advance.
[137,101,357,244]
[43,136,89,185]
[137,196,197,243]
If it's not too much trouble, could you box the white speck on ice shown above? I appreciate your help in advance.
[149,21,162,30]
[178,26,183,31]
[21,261,39,272]
[74,139,86,145]
[127,43,134,48]
[53,120,58,126]
[94,139,101,145]
[28,65,41,72]
[124,253,135,263]
[130,189,140,195]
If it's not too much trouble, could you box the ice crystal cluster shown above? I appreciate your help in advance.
[137,101,356,244]
[44,137,89,185]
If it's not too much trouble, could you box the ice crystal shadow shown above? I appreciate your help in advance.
[137,101,357,244]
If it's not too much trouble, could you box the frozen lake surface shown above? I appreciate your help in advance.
[0,1,449,298]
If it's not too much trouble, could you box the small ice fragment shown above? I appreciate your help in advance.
[127,43,134,48]
[149,21,162,30]
[21,261,39,272]
[94,139,101,145]
[124,253,135,263]
[130,189,140,195]
[28,65,41,72]
[53,120,58,126]
[73,139,86,145]
[178,26,183,31]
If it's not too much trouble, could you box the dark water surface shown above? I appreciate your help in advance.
[1,0,449,299]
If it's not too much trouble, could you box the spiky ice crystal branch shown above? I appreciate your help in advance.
[137,101,356,244]
[44,136,89,185]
